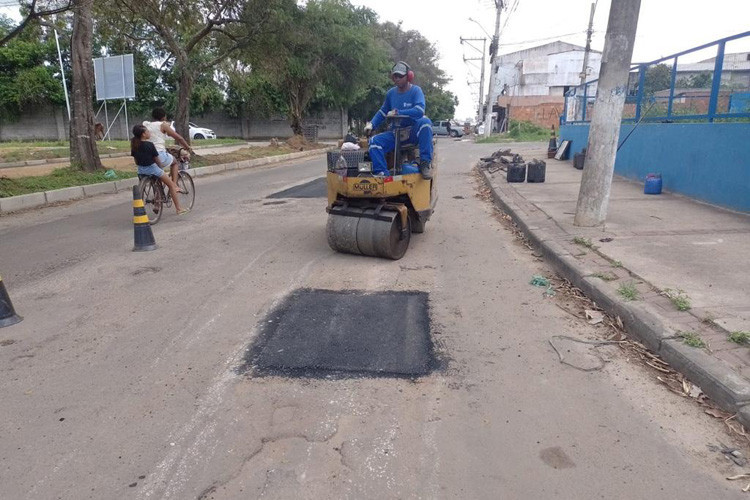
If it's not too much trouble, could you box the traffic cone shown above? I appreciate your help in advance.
[133,185,157,252]
[0,275,22,328]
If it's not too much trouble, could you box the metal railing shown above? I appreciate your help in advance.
[563,31,750,124]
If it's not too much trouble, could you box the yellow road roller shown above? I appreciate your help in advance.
[326,123,437,260]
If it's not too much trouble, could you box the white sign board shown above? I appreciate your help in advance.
[93,54,135,100]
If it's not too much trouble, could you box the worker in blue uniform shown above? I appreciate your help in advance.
[364,61,434,179]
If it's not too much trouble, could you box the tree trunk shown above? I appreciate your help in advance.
[69,0,102,172]
[289,91,303,136]
[174,66,193,144]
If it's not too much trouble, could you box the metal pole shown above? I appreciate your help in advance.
[54,29,71,121]
[478,38,486,122]
[574,0,642,227]
[124,99,129,140]
[483,1,503,138]
[104,100,109,141]
[579,2,596,86]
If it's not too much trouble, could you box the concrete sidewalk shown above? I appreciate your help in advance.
[478,142,750,424]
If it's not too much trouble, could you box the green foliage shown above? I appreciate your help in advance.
[611,260,623,268]
[677,72,713,89]
[678,331,706,348]
[0,167,137,198]
[348,20,456,124]
[662,288,691,311]
[592,272,617,282]
[233,0,386,133]
[573,236,594,248]
[617,281,640,301]
[643,63,672,95]
[729,331,750,345]
[0,31,65,119]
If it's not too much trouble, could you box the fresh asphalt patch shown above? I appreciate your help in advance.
[267,177,326,198]
[242,288,438,379]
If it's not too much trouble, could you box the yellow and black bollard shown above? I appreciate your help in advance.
[0,275,22,328]
[133,185,157,252]
[547,125,558,158]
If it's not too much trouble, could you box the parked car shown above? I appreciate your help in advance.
[170,121,217,140]
[432,120,463,137]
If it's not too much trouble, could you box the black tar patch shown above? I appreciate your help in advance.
[242,289,436,379]
[267,177,326,199]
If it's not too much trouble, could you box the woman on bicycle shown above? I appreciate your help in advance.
[131,124,189,215]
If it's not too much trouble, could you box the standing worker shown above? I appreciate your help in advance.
[364,62,434,179]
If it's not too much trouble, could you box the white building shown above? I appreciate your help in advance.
[493,41,602,97]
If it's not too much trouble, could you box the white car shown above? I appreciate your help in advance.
[170,121,217,140]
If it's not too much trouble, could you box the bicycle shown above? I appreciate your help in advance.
[138,146,195,224]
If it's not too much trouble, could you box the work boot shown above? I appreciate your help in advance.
[419,159,433,180]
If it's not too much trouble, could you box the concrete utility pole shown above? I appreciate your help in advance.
[482,1,503,138]
[460,37,487,120]
[573,0,641,227]
[579,2,596,86]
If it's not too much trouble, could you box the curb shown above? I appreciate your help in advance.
[477,165,750,425]
[0,148,329,214]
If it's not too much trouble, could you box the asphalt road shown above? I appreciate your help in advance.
[0,139,744,499]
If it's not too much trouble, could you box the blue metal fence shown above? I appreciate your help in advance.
[563,31,750,125]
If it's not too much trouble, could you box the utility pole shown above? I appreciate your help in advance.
[574,0,641,227]
[482,1,503,138]
[460,37,487,120]
[579,2,596,86]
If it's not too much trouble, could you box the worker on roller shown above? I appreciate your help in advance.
[364,61,434,179]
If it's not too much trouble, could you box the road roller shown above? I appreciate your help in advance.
[326,120,437,260]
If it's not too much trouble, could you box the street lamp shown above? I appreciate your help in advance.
[468,17,492,39]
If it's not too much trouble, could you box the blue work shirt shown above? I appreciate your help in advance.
[370,84,426,130]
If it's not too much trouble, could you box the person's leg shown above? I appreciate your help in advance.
[159,151,177,183]
[368,131,395,175]
[159,172,184,213]
[410,117,433,179]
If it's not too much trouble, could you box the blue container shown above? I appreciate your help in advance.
[644,173,662,195]
[400,162,420,174]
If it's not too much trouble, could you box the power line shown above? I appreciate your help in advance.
[498,30,588,47]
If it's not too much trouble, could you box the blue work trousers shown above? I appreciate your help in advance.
[369,117,433,174]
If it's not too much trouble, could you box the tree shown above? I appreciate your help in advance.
[349,21,457,124]
[112,0,287,142]
[642,63,671,95]
[0,0,72,47]
[69,0,102,172]
[239,0,385,135]
[677,72,712,89]
[0,17,66,120]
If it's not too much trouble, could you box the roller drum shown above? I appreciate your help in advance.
[326,208,410,260]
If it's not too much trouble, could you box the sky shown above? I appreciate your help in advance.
[3,0,750,121]
[350,0,750,121]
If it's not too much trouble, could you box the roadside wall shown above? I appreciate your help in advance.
[499,96,565,129]
[559,122,750,213]
[0,106,347,141]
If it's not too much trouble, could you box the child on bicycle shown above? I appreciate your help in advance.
[131,124,189,215]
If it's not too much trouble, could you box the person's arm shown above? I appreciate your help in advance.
[370,91,392,129]
[148,143,164,168]
[161,122,193,151]
[395,86,425,119]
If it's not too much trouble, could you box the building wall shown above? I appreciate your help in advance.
[0,106,347,141]
[559,122,750,212]
[494,42,602,97]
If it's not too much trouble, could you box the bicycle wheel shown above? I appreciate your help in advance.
[177,171,195,210]
[138,177,163,225]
